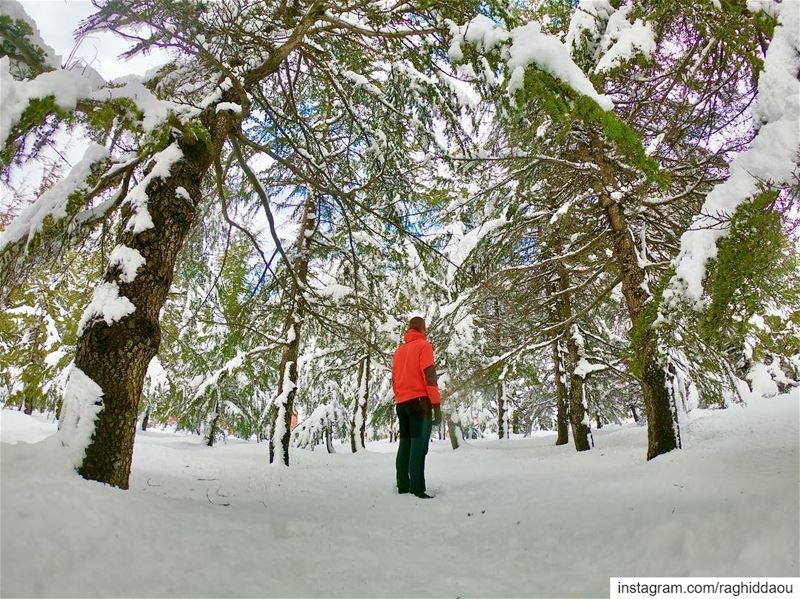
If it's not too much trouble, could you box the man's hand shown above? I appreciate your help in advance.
[432,405,442,426]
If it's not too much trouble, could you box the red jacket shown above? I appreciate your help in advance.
[392,329,441,404]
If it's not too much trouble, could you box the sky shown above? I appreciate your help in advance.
[19,0,170,80]
[1,1,299,252]
[1,1,171,213]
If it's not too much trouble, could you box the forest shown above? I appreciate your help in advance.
[0,0,798,491]
[2,0,799,596]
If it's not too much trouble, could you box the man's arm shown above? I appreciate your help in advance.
[419,342,441,405]
[423,364,441,404]
[424,363,442,425]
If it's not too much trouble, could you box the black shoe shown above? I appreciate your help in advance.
[398,489,409,495]
[414,492,434,499]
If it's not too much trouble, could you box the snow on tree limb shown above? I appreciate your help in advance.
[669,0,800,306]
[0,0,61,73]
[77,282,136,336]
[446,217,508,283]
[0,56,98,144]
[591,5,656,74]
[449,14,613,110]
[0,143,110,251]
[107,245,146,284]
[122,143,185,234]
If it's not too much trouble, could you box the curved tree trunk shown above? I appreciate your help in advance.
[68,110,238,489]
[592,134,680,459]
[55,9,323,489]
[589,134,681,459]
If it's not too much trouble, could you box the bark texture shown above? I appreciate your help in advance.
[604,195,679,458]
[592,135,680,459]
[497,380,508,439]
[552,338,569,446]
[446,414,461,450]
[76,109,237,488]
[554,266,592,451]
[67,7,322,488]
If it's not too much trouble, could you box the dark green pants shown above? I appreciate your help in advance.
[396,397,433,494]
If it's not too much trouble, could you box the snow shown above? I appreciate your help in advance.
[446,217,507,282]
[0,410,56,444]
[77,282,136,336]
[593,5,656,74]
[574,357,608,378]
[506,21,614,110]
[0,143,109,251]
[271,361,296,462]
[451,15,613,110]
[463,14,510,52]
[341,70,383,96]
[316,283,353,300]
[747,0,780,18]
[0,0,61,70]
[199,77,233,109]
[107,244,146,284]
[216,102,241,113]
[565,0,615,55]
[671,0,800,305]
[0,57,98,143]
[123,143,185,234]
[54,365,104,468]
[747,363,780,398]
[1,393,798,597]
[92,75,186,133]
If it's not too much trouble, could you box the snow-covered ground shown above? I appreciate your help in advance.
[2,393,798,598]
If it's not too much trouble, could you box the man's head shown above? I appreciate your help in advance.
[409,316,426,334]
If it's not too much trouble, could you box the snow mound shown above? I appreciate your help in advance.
[1,393,797,597]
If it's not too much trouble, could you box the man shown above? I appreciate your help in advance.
[392,316,442,499]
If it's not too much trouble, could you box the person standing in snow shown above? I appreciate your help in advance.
[392,316,442,499]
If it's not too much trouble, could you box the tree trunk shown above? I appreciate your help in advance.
[206,399,220,447]
[552,338,569,445]
[631,404,639,422]
[554,267,592,451]
[592,133,680,459]
[141,408,150,431]
[53,12,327,489]
[446,412,461,449]
[325,425,335,454]
[564,327,592,451]
[497,380,507,439]
[268,192,315,465]
[67,108,240,488]
[595,414,603,429]
[350,354,369,452]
